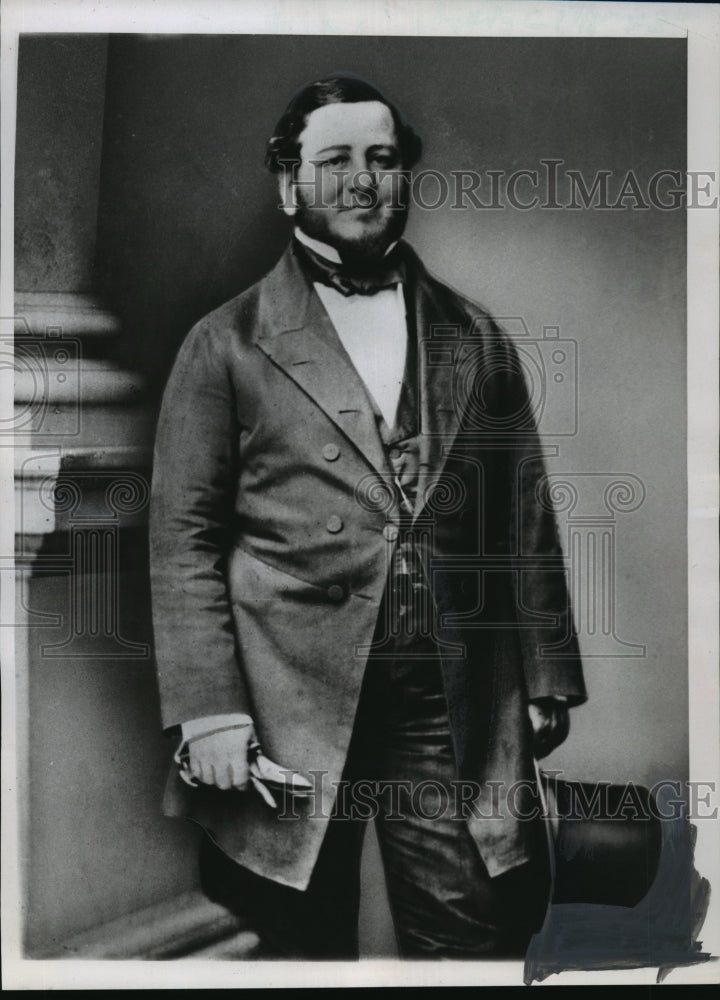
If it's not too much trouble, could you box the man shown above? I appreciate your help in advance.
[150,75,586,959]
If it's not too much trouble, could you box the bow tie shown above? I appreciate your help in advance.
[294,239,406,297]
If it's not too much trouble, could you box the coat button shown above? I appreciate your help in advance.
[327,584,345,602]
[383,524,399,542]
[326,515,343,533]
[322,443,340,461]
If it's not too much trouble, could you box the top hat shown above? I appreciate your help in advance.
[538,769,663,908]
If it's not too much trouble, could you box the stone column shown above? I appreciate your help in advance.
[12,34,202,956]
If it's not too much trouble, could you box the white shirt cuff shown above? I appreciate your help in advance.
[181,713,254,742]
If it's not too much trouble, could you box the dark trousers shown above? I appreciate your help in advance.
[199,650,550,959]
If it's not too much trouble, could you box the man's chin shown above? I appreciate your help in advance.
[296,207,407,262]
[333,227,394,260]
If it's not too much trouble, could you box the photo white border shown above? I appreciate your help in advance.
[1,0,718,989]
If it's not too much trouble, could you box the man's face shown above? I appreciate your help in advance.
[285,100,410,260]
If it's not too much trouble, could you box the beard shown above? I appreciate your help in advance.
[293,177,410,266]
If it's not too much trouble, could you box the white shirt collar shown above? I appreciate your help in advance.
[294,227,343,264]
[294,226,399,266]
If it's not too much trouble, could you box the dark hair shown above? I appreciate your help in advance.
[265,74,423,173]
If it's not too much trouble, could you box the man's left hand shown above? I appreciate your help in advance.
[527,698,570,759]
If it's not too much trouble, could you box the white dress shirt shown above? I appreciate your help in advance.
[294,228,408,428]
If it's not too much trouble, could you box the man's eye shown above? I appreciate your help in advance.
[371,154,399,169]
[320,155,348,168]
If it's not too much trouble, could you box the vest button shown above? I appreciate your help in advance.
[383,524,399,542]
[326,515,343,533]
[327,584,345,602]
[322,443,340,461]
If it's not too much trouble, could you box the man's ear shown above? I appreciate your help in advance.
[279,172,297,218]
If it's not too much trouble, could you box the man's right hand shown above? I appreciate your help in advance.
[187,725,255,790]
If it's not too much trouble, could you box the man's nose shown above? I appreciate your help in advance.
[342,157,378,208]
[345,154,377,191]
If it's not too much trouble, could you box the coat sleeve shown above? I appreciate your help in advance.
[499,331,588,708]
[149,320,253,730]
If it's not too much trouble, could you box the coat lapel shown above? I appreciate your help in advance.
[255,244,391,478]
[406,252,466,520]
[254,240,495,503]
